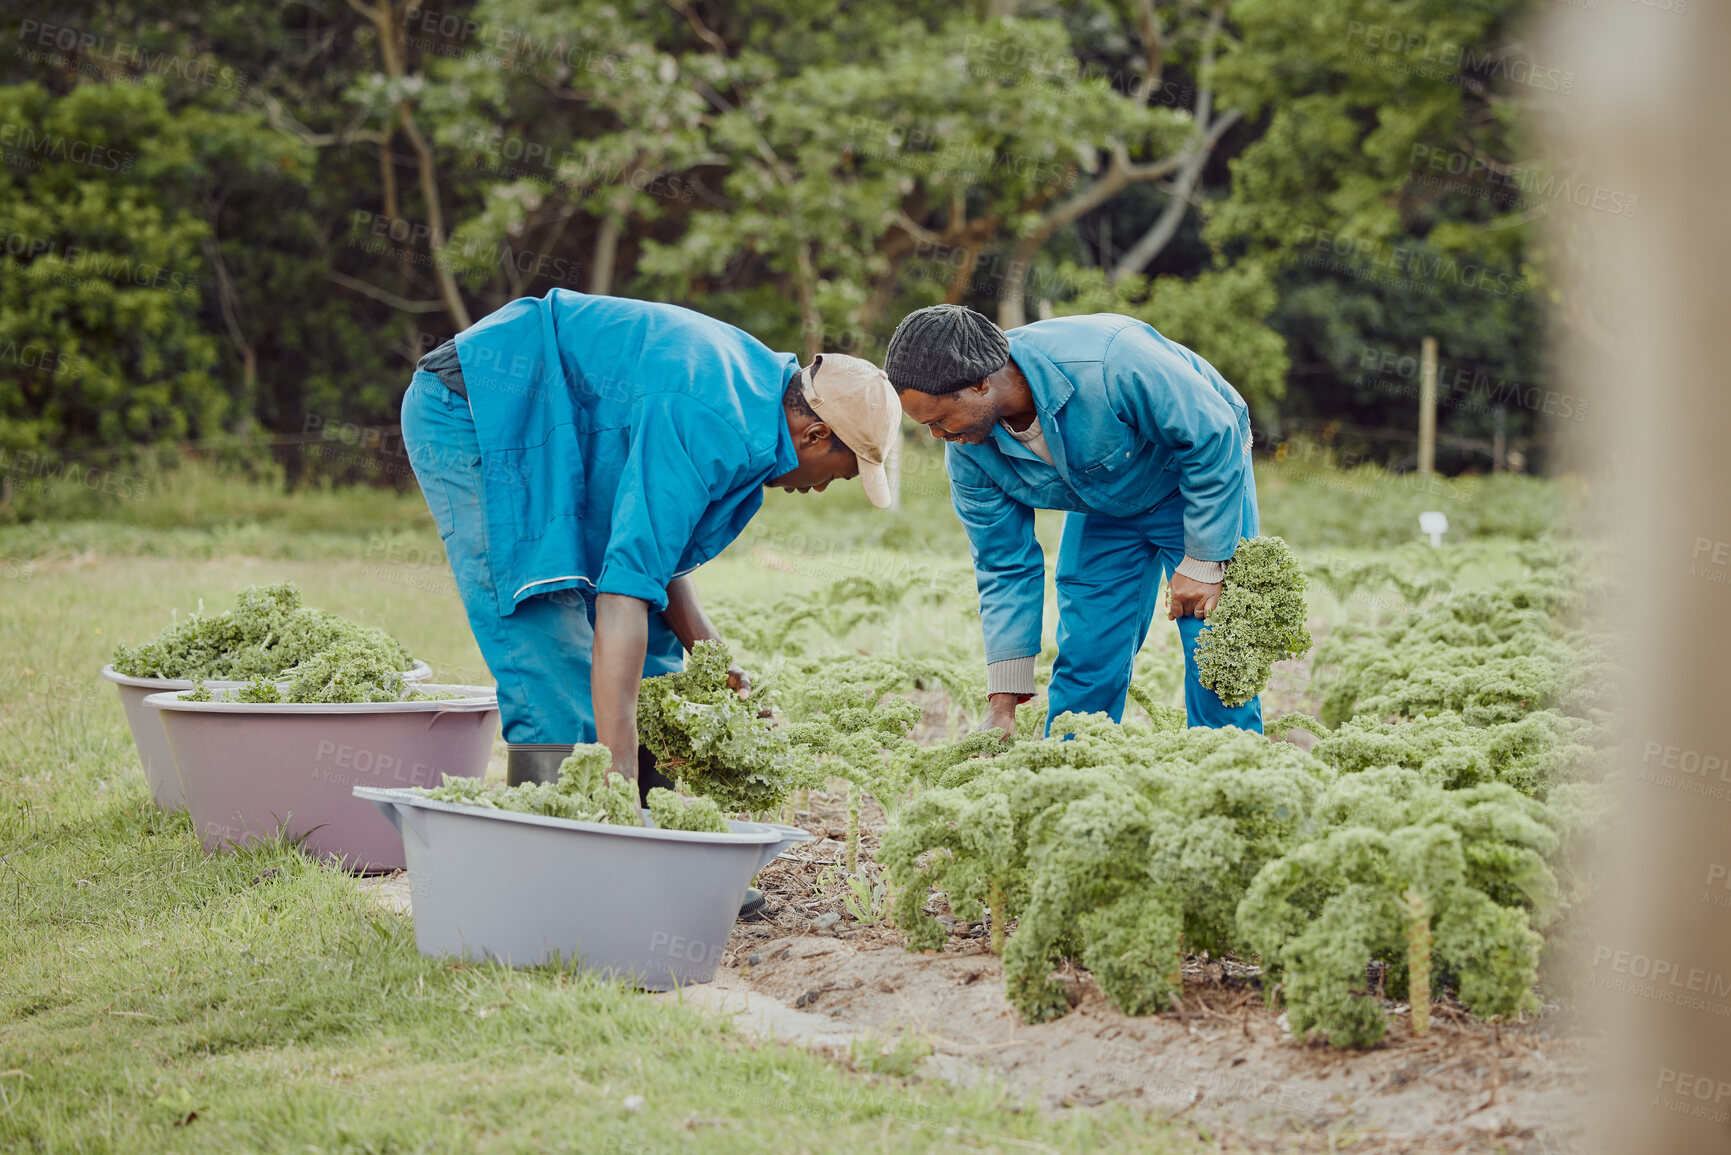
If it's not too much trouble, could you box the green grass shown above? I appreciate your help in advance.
[2,813,1190,1153]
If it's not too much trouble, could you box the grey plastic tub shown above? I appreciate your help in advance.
[355,786,813,988]
[102,659,432,809]
[147,683,495,871]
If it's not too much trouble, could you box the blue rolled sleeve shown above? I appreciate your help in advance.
[948,444,1045,664]
[1101,326,1250,562]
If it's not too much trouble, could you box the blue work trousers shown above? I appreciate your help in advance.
[1048,482,1262,732]
[400,372,683,744]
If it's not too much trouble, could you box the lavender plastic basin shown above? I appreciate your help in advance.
[101,660,432,809]
[146,683,496,870]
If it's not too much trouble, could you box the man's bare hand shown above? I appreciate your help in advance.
[727,664,752,699]
[983,693,1019,739]
[1168,573,1223,620]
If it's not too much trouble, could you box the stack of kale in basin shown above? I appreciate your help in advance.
[112,581,434,703]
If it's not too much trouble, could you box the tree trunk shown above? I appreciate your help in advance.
[1110,2,1233,285]
[347,0,470,331]
[998,2,1235,312]
[1108,141,1208,283]
[200,237,257,427]
[944,243,983,304]
[794,240,823,360]
[589,214,621,296]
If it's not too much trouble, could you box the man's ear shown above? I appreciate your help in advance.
[803,420,832,448]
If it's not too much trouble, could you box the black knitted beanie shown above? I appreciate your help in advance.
[883,304,1010,395]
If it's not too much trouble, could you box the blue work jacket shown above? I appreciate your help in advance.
[451,290,799,616]
[946,314,1254,664]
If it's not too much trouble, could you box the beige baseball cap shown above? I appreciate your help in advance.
[800,353,901,509]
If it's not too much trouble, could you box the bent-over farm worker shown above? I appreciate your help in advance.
[402,288,901,791]
[885,304,1260,737]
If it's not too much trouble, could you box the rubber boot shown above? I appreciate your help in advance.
[510,743,680,804]
[636,744,677,802]
[505,742,574,787]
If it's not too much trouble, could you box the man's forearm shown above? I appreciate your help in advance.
[592,593,650,779]
[658,574,753,699]
[660,575,720,651]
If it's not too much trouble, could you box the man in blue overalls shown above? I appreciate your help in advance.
[885,304,1260,737]
[403,289,902,794]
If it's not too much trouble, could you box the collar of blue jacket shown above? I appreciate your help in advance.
[448,289,800,616]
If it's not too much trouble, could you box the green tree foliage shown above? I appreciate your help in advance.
[0,83,221,454]
[1206,0,1548,467]
[1051,261,1289,416]
[631,10,1190,351]
[1192,536,1312,708]
[0,0,1558,479]
[111,581,413,680]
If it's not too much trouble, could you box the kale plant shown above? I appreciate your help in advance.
[1192,537,1313,708]
[780,656,923,870]
[1303,543,1482,608]
[277,642,409,703]
[1312,576,1614,728]
[1001,719,1329,1021]
[881,715,1325,991]
[1309,710,1611,799]
[1238,768,1562,1047]
[883,711,1579,1044]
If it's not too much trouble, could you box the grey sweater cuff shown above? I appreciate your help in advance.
[1175,555,1227,584]
[986,656,1038,696]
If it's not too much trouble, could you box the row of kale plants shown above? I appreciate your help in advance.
[682,540,1611,1048]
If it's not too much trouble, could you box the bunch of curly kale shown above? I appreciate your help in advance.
[1191,536,1313,708]
[112,582,413,682]
[419,744,728,832]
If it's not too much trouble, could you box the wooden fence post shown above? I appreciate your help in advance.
[1417,336,1438,475]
